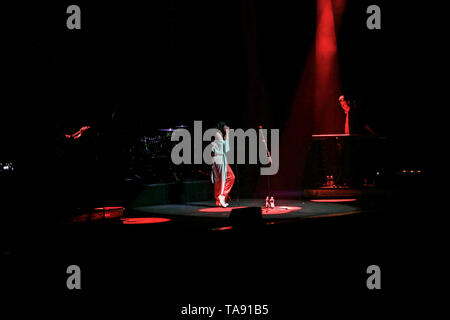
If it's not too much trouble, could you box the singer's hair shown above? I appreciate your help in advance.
[216,121,227,137]
[339,94,358,109]
[339,94,350,102]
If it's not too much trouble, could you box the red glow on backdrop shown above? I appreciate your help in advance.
[331,0,347,32]
[271,0,347,191]
[316,0,338,56]
[314,0,346,134]
[121,218,171,224]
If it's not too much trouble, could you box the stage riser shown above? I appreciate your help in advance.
[303,188,392,199]
[131,180,213,208]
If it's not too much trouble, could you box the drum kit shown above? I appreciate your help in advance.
[128,125,193,182]
[136,125,187,157]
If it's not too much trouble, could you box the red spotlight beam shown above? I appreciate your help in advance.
[314,0,346,134]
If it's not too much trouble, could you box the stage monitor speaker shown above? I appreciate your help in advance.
[229,207,262,228]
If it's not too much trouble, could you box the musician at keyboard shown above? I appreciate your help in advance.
[338,94,375,135]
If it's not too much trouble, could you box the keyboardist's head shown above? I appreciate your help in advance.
[338,95,351,113]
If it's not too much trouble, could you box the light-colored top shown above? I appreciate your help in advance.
[211,138,229,165]
[211,137,230,187]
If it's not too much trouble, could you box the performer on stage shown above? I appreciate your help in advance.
[338,95,375,135]
[336,94,376,186]
[211,121,235,207]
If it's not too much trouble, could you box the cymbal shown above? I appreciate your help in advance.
[158,128,176,132]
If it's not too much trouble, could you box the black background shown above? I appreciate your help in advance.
[4,1,448,166]
[1,0,447,315]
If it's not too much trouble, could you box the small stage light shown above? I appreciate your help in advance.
[400,169,424,176]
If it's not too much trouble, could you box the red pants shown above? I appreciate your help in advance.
[214,164,235,204]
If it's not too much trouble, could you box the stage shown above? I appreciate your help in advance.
[123,198,361,225]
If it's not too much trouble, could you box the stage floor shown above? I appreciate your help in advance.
[130,198,361,221]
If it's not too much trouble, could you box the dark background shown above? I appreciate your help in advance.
[2,0,445,198]
[4,1,447,149]
[3,1,447,174]
[1,0,447,312]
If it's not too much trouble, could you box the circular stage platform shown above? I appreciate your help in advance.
[130,198,361,221]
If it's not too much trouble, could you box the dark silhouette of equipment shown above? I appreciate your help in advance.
[229,207,262,229]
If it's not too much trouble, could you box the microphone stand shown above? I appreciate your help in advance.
[259,126,272,205]
[226,128,239,206]
[231,131,240,206]
[234,161,240,206]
